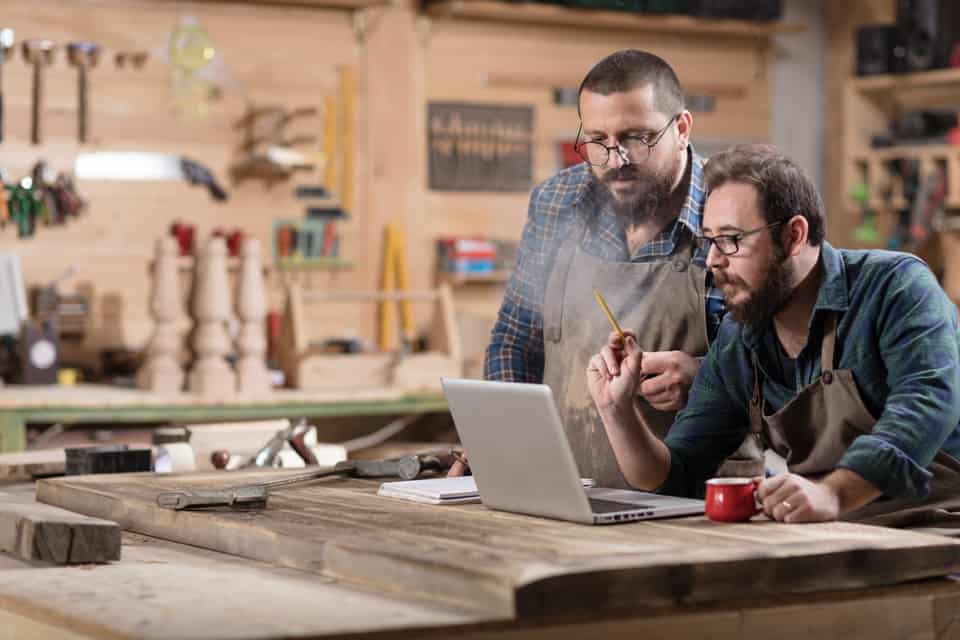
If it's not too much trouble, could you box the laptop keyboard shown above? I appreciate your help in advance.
[589,498,653,513]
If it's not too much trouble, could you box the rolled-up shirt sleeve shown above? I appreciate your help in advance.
[657,326,752,497]
[837,259,960,499]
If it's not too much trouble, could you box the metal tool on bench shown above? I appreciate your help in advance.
[156,449,460,510]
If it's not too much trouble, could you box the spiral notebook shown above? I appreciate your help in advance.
[378,475,595,506]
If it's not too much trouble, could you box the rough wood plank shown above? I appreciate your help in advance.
[1,531,959,640]
[0,449,66,481]
[36,471,960,618]
[0,499,120,564]
[0,530,489,640]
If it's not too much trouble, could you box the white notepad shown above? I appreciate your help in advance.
[378,476,595,506]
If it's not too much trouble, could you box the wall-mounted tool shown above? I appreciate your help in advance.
[156,449,460,510]
[231,104,322,186]
[0,29,14,143]
[67,42,100,144]
[74,152,228,201]
[21,39,56,145]
[114,50,148,69]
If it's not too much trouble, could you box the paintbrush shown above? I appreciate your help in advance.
[592,287,625,340]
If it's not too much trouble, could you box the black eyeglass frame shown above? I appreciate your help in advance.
[697,219,788,257]
[573,114,680,167]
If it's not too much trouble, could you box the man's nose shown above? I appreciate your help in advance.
[606,145,630,170]
[706,241,726,270]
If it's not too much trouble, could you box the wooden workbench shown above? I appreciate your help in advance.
[0,384,448,452]
[21,469,960,638]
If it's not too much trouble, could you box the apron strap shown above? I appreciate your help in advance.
[820,312,839,373]
[543,218,588,343]
[748,351,764,434]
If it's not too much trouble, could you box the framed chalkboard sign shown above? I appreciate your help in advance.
[428,102,534,192]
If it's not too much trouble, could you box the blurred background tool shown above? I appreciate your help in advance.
[21,39,56,145]
[379,221,414,352]
[0,28,13,143]
[74,152,227,201]
[67,41,100,144]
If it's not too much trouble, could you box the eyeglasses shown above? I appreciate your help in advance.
[574,114,679,167]
[696,220,786,256]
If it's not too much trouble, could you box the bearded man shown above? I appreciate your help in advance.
[587,143,960,528]
[447,49,741,487]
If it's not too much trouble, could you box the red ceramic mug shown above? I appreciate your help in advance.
[705,477,762,522]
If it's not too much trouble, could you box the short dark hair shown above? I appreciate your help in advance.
[704,144,826,246]
[578,49,684,117]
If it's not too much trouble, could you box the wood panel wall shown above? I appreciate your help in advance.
[417,17,773,372]
[0,0,775,376]
[0,0,364,363]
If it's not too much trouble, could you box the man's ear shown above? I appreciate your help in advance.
[676,110,693,150]
[784,214,809,257]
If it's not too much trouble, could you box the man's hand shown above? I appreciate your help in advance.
[757,473,840,523]
[637,351,700,411]
[587,331,643,411]
[447,452,470,477]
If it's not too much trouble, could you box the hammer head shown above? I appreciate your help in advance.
[22,39,56,64]
[0,29,13,59]
[67,41,100,67]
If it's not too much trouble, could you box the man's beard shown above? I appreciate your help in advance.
[715,246,794,328]
[591,161,676,228]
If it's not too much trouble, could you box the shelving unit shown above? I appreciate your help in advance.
[425,0,802,37]
[274,257,354,271]
[843,66,960,304]
[843,68,960,245]
[438,270,511,286]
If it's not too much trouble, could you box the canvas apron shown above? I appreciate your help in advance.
[541,219,710,488]
[748,312,960,528]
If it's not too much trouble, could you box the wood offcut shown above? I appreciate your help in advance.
[0,497,120,564]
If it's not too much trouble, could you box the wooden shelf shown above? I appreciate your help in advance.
[438,270,511,285]
[851,68,960,110]
[850,144,960,162]
[275,258,353,271]
[426,1,803,37]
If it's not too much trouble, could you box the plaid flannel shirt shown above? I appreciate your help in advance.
[485,149,725,382]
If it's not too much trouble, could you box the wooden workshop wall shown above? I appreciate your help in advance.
[414,18,773,373]
[0,0,367,359]
[0,0,776,376]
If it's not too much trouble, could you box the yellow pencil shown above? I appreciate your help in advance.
[592,288,625,340]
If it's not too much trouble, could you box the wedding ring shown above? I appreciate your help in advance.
[781,500,793,511]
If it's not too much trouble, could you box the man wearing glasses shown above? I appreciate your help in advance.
[457,49,741,487]
[588,144,960,527]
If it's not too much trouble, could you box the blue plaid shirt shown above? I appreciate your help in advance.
[661,243,960,501]
[485,149,725,382]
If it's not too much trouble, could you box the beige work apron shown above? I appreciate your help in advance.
[541,218,709,488]
[748,312,960,528]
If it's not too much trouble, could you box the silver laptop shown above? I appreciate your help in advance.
[441,378,704,525]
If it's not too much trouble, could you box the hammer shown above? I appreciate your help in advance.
[67,42,99,144]
[0,29,13,143]
[22,39,56,145]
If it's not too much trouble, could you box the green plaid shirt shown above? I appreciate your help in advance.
[661,242,960,501]
[485,150,724,382]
